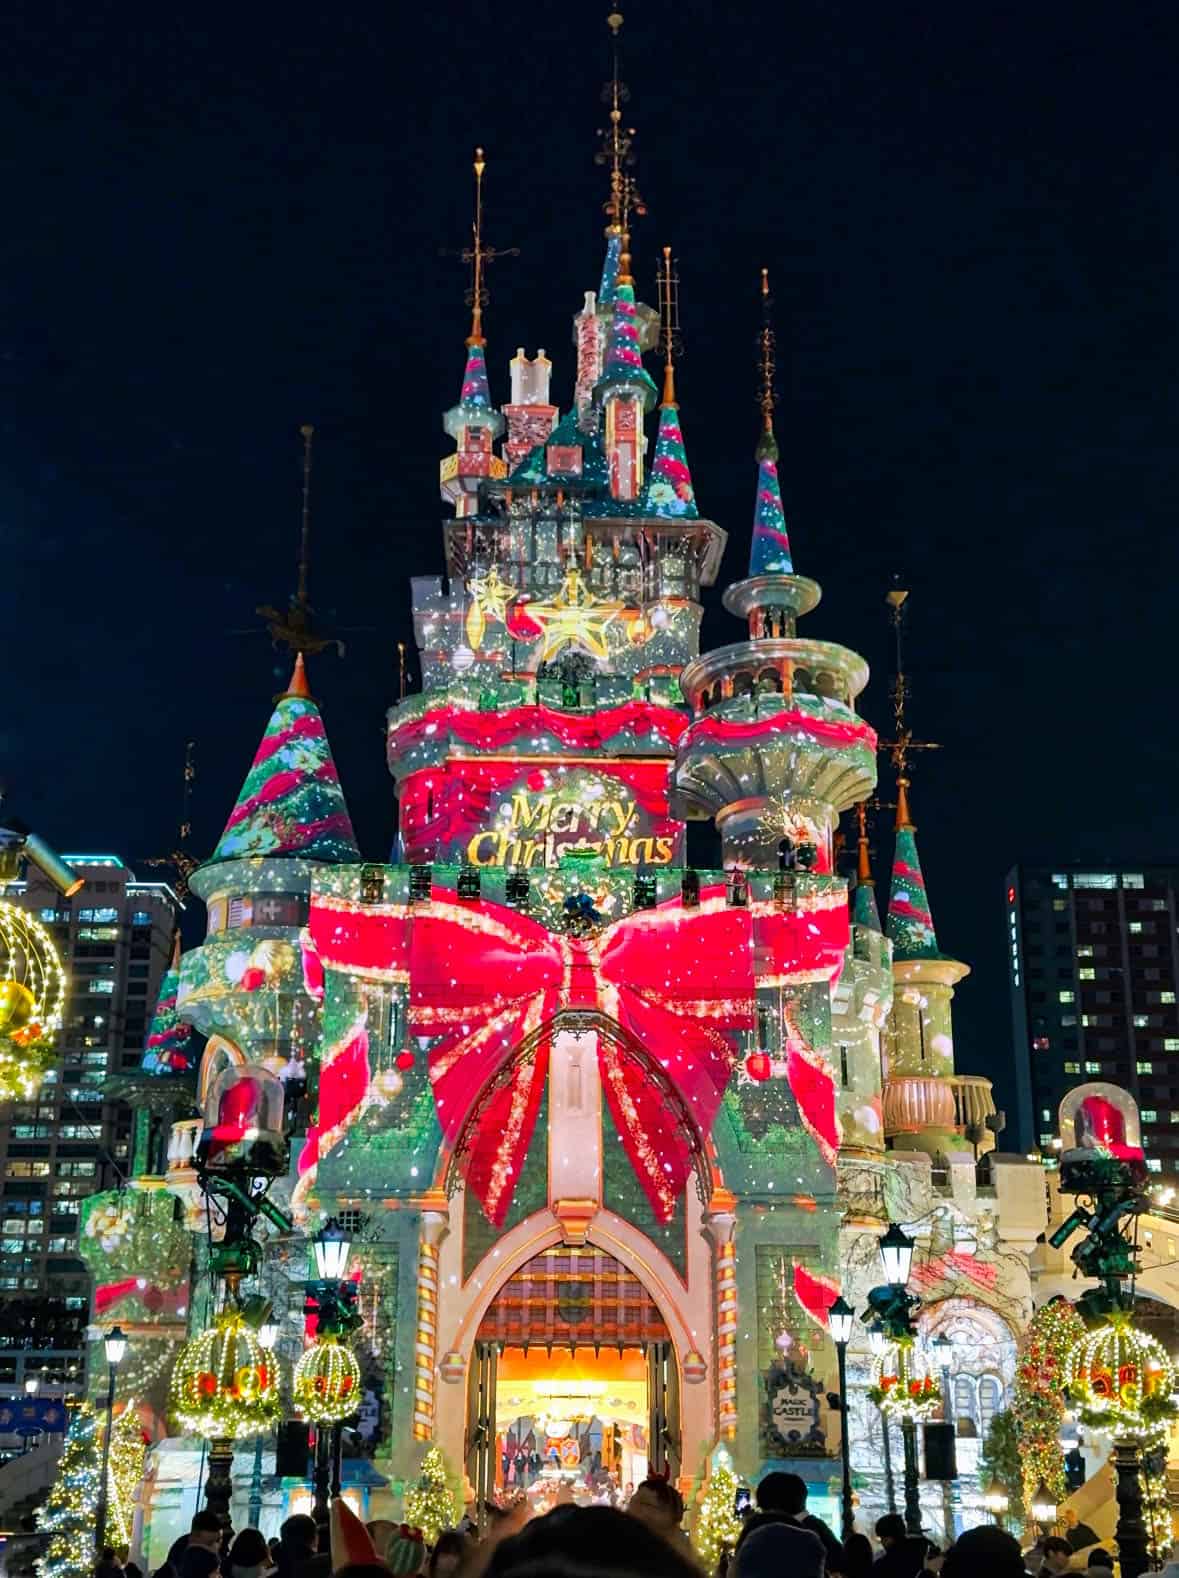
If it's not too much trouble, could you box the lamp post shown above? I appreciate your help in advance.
[869,1225,923,1536]
[981,1478,1009,1529]
[868,1325,897,1514]
[95,1326,127,1553]
[248,1321,280,1530]
[1029,1479,1058,1539]
[308,1218,354,1528]
[828,1294,856,1539]
[929,1333,958,1542]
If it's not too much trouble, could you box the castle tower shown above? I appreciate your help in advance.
[831,806,891,1177]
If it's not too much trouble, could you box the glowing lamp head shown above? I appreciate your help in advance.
[828,1295,855,1347]
[1029,1480,1057,1524]
[929,1333,953,1365]
[879,1223,915,1287]
[104,1326,128,1367]
[258,1320,280,1350]
[867,1325,888,1358]
[313,1218,352,1282]
[982,1479,1009,1517]
[24,1375,39,1396]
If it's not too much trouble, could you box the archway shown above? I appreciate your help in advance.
[465,1243,679,1517]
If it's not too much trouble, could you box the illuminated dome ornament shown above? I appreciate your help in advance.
[1065,1313,1177,1440]
[868,1340,942,1420]
[169,1309,283,1438]
[0,899,66,1100]
[293,1334,361,1424]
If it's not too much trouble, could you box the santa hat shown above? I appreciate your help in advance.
[386,1526,426,1577]
[330,1497,381,1571]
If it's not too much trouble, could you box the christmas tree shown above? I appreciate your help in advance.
[1011,1298,1086,1514]
[37,1402,101,1578]
[404,1444,460,1544]
[107,1402,148,1550]
[691,1449,743,1569]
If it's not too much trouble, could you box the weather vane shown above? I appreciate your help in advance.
[877,582,940,801]
[255,424,344,659]
[656,246,682,406]
[758,267,777,440]
[596,11,646,283]
[444,148,518,347]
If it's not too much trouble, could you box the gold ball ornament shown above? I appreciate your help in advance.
[293,1335,362,1424]
[0,900,66,1100]
[169,1310,283,1439]
[1065,1314,1177,1440]
[374,1067,403,1099]
[0,979,34,1033]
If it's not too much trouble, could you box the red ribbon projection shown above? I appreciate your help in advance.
[300,882,848,1225]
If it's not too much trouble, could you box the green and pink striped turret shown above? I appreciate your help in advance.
[598,232,621,308]
[749,427,794,577]
[140,937,196,1075]
[594,280,657,408]
[643,392,698,519]
[210,657,360,864]
[459,341,492,410]
[886,789,941,959]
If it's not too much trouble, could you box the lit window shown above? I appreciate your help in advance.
[1076,946,1093,958]
[1075,874,1117,889]
[1151,900,1168,911]
[1130,922,1143,933]
[1064,1062,1081,1074]
[1142,1109,1158,1123]
[1079,968,1095,980]
[1059,990,1075,1003]
[1138,1061,1154,1074]
[1165,1039,1179,1051]
[1162,992,1176,1004]
[1052,874,1069,889]
[1122,874,1145,888]
[1061,1014,1077,1026]
[1053,899,1067,911]
[1039,1133,1053,1146]
[38,907,56,922]
[1171,1113,1179,1125]
[1041,1108,1051,1123]
[77,907,119,923]
[88,980,115,995]
[1146,1159,1162,1173]
[1084,1061,1102,1073]
[131,910,151,925]
[1134,1015,1150,1027]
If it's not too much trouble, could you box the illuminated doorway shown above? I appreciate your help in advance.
[465,1245,679,1513]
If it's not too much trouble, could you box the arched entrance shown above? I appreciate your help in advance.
[466,1244,681,1515]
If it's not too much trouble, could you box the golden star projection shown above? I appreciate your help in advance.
[528,568,619,662]
[465,566,515,649]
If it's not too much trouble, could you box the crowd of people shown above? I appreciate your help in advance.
[94,1469,1144,1578]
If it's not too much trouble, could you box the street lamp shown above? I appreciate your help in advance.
[928,1332,959,1540]
[308,1220,358,1527]
[24,1375,40,1397]
[828,1294,856,1539]
[258,1318,280,1350]
[95,1326,127,1552]
[313,1218,352,1281]
[982,1477,1009,1528]
[879,1223,916,1287]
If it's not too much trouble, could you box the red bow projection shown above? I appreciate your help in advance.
[300,882,848,1225]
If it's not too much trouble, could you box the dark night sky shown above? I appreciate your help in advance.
[5,2,1179,1125]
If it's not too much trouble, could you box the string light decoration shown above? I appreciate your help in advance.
[868,1341,941,1419]
[404,1444,461,1545]
[293,1334,362,1424]
[169,1308,282,1438]
[1065,1314,1176,1439]
[0,899,66,1100]
[692,1449,743,1567]
[36,1401,101,1578]
[107,1401,148,1549]
[1012,1298,1088,1511]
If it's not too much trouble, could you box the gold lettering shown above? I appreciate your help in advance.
[510,791,550,832]
[549,801,577,833]
[653,836,675,864]
[605,799,636,836]
[631,837,655,865]
[467,831,504,867]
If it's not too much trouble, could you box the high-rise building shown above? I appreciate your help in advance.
[0,854,179,1384]
[1007,863,1179,1174]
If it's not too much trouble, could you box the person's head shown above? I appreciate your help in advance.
[428,1532,468,1578]
[627,1476,684,1534]
[942,1528,1026,1578]
[1042,1538,1074,1575]
[840,1534,875,1578]
[190,1514,224,1554]
[487,1507,701,1578]
[386,1526,427,1578]
[228,1530,270,1571]
[182,1553,220,1578]
[1086,1554,1113,1572]
[755,1472,807,1516]
[280,1516,318,1554]
[735,1525,823,1578]
[875,1515,908,1549]
[1062,1513,1077,1531]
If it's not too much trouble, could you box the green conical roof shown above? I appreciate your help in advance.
[887,824,941,960]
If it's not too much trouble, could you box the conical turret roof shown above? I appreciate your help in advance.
[141,933,197,1076]
[209,660,360,865]
[749,428,794,576]
[598,233,621,308]
[886,785,941,960]
[643,389,698,519]
[853,814,881,933]
[594,281,658,409]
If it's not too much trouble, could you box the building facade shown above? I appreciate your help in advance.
[0,854,180,1385]
[1007,863,1179,1174]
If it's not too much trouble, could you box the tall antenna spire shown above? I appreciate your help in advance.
[657,245,681,407]
[254,424,343,661]
[296,421,313,610]
[879,583,939,827]
[450,147,518,350]
[142,740,201,899]
[757,266,777,456]
[596,11,645,285]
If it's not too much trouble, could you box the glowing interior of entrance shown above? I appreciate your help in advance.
[495,1346,650,1500]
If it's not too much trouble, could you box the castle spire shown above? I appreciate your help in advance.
[643,246,697,519]
[749,268,793,577]
[853,800,881,932]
